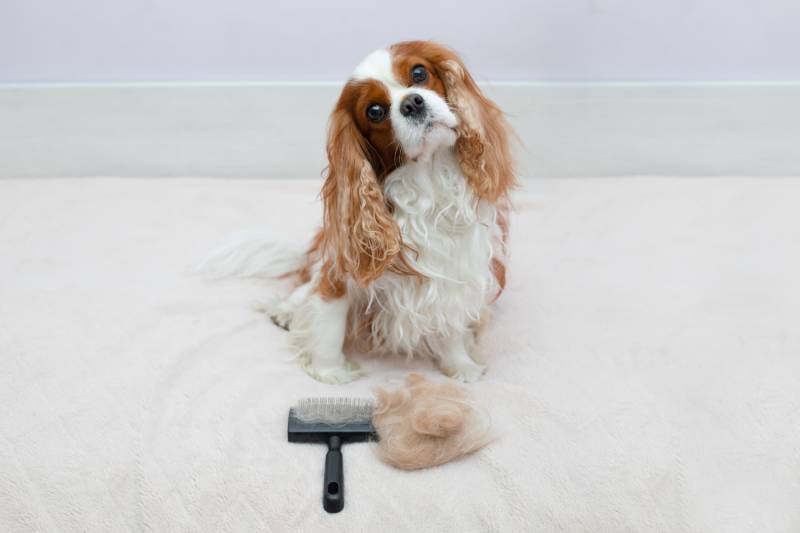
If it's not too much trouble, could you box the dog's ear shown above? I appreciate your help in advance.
[320,105,414,288]
[433,48,517,202]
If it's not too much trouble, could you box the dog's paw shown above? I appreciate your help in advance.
[252,297,293,330]
[304,360,363,384]
[269,311,291,331]
[442,361,486,383]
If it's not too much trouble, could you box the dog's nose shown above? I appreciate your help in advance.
[400,93,426,118]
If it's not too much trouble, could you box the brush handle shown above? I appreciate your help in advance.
[323,435,344,513]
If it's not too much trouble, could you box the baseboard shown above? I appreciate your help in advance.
[1,82,798,178]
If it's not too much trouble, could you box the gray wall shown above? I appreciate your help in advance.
[1,0,799,83]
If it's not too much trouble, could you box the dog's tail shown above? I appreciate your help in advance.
[196,231,307,280]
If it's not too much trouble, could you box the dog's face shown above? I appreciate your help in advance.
[329,40,507,180]
[347,47,459,165]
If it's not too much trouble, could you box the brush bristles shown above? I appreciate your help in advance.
[291,397,375,425]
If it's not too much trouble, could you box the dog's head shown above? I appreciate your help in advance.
[320,41,516,286]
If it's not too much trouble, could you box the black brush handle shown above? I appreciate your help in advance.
[323,435,344,513]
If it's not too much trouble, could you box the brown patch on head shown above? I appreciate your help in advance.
[390,44,447,99]
[390,41,517,202]
[336,79,402,179]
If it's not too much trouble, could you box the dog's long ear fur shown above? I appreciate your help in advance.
[432,47,517,202]
[320,105,411,288]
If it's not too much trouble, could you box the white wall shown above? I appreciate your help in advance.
[3,83,799,178]
[1,0,799,83]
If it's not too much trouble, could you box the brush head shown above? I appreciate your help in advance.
[288,397,376,443]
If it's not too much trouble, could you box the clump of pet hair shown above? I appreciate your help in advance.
[372,373,492,470]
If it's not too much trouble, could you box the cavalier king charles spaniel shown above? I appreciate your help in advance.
[206,41,516,384]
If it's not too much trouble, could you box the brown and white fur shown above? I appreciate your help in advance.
[205,41,515,384]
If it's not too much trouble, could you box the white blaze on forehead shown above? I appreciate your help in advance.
[351,49,401,87]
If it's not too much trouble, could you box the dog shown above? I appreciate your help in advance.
[204,41,516,384]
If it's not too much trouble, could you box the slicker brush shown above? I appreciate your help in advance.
[288,397,376,513]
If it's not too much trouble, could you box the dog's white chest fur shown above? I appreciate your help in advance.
[356,149,499,356]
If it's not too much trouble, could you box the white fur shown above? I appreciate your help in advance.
[197,231,305,279]
[286,148,499,383]
[390,87,458,160]
[360,149,497,358]
[288,291,362,384]
[352,49,399,87]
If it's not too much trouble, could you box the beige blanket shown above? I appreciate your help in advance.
[1,177,798,532]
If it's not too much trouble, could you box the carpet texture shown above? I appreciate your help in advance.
[0,177,798,532]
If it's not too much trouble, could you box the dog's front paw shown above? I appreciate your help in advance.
[442,361,486,383]
[304,360,363,384]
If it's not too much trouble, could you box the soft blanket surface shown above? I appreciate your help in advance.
[1,178,798,532]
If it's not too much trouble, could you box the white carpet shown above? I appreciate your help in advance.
[1,177,798,532]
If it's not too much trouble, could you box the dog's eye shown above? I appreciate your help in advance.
[366,104,387,123]
[411,65,428,84]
